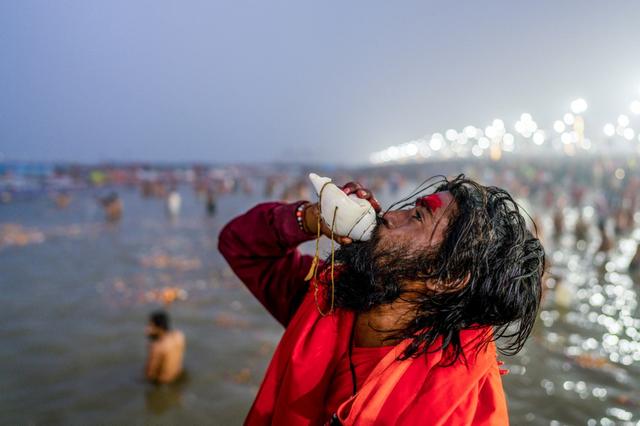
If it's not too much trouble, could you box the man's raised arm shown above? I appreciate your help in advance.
[218,201,318,327]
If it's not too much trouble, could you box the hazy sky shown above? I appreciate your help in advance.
[2,1,640,165]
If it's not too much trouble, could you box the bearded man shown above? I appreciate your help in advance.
[219,175,544,426]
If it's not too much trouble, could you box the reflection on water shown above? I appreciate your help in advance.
[145,371,190,415]
[0,185,639,425]
[504,206,640,425]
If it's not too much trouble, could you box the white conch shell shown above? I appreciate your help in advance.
[308,173,377,241]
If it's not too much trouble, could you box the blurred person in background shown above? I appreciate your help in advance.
[145,310,186,384]
[206,188,216,216]
[166,186,182,218]
[54,191,71,209]
[100,192,123,222]
[219,175,545,425]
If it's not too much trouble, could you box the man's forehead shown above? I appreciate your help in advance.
[417,191,454,211]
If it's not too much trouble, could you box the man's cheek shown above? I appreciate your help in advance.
[372,234,391,256]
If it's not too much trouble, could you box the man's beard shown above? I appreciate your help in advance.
[330,225,437,312]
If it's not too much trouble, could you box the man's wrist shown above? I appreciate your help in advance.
[272,201,317,246]
[303,203,321,236]
[295,202,311,234]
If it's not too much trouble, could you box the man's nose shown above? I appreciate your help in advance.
[382,210,407,229]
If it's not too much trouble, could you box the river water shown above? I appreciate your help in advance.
[1,184,638,425]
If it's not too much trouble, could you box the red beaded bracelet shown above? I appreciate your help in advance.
[296,202,310,233]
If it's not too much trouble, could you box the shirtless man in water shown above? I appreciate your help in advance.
[145,310,185,384]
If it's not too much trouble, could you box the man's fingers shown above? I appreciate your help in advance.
[356,189,382,212]
[342,183,381,212]
[341,182,363,195]
[368,196,382,212]
[341,183,355,195]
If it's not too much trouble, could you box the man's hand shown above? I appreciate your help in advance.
[340,181,382,213]
[303,181,381,245]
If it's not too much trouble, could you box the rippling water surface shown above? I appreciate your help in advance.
[1,186,639,425]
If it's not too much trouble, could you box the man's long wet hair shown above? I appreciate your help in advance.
[330,174,545,364]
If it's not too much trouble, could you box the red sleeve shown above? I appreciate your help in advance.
[218,201,321,327]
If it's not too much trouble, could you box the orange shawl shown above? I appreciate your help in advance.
[245,282,509,425]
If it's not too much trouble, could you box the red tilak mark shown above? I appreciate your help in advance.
[417,194,443,211]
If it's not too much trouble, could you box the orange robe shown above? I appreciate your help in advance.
[246,281,509,425]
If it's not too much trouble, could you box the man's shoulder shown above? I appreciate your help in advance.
[171,330,186,345]
[155,331,185,350]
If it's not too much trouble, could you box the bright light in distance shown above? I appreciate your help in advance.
[570,98,588,114]
[503,133,515,145]
[603,123,615,137]
[404,143,418,156]
[623,128,635,141]
[618,114,630,127]
[563,113,575,125]
[533,130,546,145]
[463,125,477,138]
[553,120,566,133]
[478,137,490,149]
[514,121,525,134]
[502,134,515,152]
[368,87,640,163]
[429,136,443,151]
[570,131,579,143]
[515,113,538,137]
[387,146,400,160]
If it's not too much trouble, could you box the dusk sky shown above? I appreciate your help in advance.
[2,1,640,165]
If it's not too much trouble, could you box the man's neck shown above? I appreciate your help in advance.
[354,299,415,348]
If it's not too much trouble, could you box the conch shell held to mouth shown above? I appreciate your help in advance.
[308,173,377,241]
